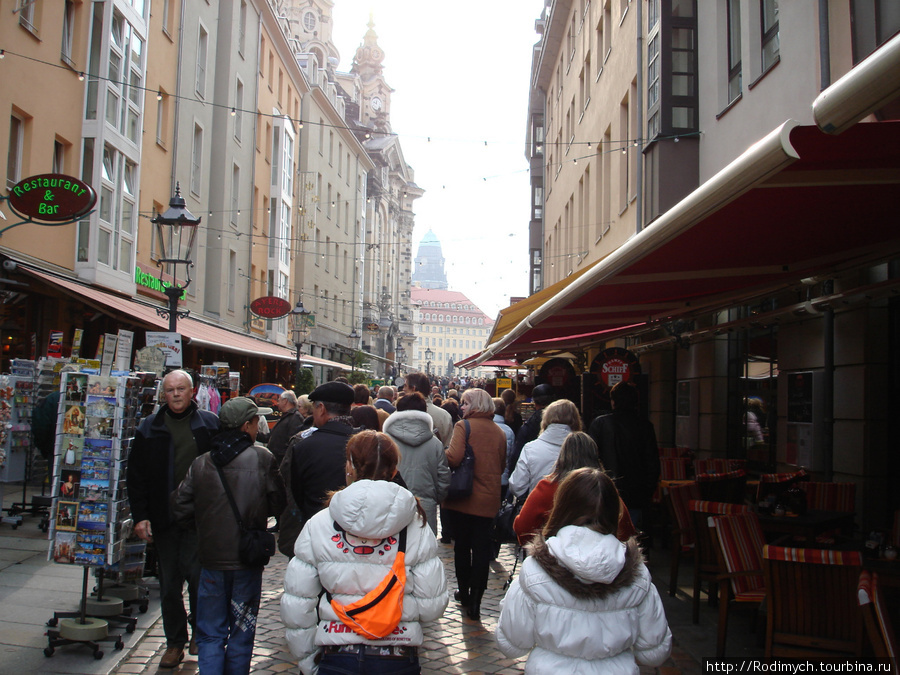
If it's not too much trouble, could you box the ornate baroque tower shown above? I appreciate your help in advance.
[412,230,449,290]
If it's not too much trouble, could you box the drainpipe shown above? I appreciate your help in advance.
[818,0,831,90]
[635,0,644,233]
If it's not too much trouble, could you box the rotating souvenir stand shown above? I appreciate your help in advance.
[44,371,147,658]
[0,364,41,529]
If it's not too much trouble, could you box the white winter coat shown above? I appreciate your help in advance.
[497,526,671,674]
[508,424,572,497]
[493,414,515,487]
[281,479,449,674]
[383,410,450,533]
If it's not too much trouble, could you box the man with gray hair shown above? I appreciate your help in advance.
[373,385,397,413]
[127,369,220,668]
[267,390,305,469]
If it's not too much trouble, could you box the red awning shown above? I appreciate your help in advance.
[475,120,900,363]
[21,267,348,369]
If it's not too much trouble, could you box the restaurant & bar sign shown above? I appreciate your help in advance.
[7,174,97,222]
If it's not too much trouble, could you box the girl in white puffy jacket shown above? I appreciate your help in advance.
[497,467,672,674]
[281,430,449,674]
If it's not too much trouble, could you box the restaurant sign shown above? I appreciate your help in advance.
[8,174,97,222]
[590,347,641,389]
[249,296,292,319]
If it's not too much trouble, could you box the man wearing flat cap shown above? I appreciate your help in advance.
[171,396,285,673]
[280,381,358,557]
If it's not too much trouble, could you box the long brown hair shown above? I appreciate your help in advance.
[542,467,620,538]
[546,432,601,483]
[344,431,426,524]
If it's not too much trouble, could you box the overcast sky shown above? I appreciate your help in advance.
[330,0,546,319]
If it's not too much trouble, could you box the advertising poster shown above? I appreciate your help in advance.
[47,330,64,358]
[145,331,183,368]
[114,329,134,372]
[71,328,84,359]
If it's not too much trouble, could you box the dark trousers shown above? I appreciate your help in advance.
[154,525,200,647]
[445,510,493,594]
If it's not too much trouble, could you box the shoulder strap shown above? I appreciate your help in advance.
[215,463,244,530]
[464,419,471,440]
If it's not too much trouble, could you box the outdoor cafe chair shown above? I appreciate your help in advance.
[696,469,747,504]
[688,500,751,624]
[711,512,767,657]
[756,468,810,505]
[664,482,701,597]
[763,545,863,661]
[800,481,857,540]
[858,570,898,673]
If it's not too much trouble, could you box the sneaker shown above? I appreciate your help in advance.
[160,645,185,668]
[189,636,198,655]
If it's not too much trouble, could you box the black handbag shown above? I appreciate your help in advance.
[447,420,475,500]
[215,463,276,568]
[491,496,522,544]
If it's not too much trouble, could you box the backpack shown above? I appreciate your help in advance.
[327,525,408,639]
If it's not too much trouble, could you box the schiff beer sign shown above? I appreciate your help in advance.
[590,347,641,388]
[249,296,292,319]
[8,174,97,222]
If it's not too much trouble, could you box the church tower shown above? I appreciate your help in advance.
[351,16,394,134]
[412,230,449,290]
[277,0,340,76]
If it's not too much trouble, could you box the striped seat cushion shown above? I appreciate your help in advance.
[696,468,746,482]
[763,545,861,566]
[801,482,855,512]
[688,500,751,516]
[713,513,766,597]
[660,457,692,480]
[668,482,701,547]
[858,571,898,660]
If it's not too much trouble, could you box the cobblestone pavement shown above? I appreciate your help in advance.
[114,537,695,674]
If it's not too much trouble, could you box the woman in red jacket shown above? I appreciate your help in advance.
[514,432,635,546]
[442,387,507,621]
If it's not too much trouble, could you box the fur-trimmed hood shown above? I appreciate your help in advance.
[528,526,644,600]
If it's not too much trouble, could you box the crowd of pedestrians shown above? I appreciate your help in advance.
[127,370,670,674]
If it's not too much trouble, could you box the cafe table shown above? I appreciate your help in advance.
[757,509,855,542]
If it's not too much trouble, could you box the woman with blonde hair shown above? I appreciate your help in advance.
[281,431,448,674]
[498,468,671,672]
[442,388,507,620]
[508,399,582,498]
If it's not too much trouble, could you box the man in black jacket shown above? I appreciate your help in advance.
[587,381,660,529]
[280,381,357,557]
[171,396,284,674]
[507,384,555,477]
[127,369,220,668]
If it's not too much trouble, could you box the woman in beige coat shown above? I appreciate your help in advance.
[442,387,507,620]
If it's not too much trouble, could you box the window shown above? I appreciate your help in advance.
[191,123,203,196]
[280,203,291,266]
[61,1,75,66]
[196,25,208,96]
[53,139,65,173]
[727,0,742,104]
[671,26,696,126]
[228,251,237,312]
[17,0,36,33]
[303,10,316,31]
[234,80,244,141]
[760,0,779,72]
[156,91,167,146]
[6,114,24,190]
[231,164,240,226]
[238,0,247,55]
[851,1,900,64]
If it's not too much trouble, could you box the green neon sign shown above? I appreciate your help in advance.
[135,265,185,298]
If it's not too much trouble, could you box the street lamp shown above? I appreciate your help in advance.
[396,345,406,376]
[424,347,434,377]
[290,299,312,388]
[348,328,360,373]
[152,182,200,332]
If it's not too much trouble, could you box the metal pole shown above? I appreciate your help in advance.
[165,286,181,332]
[294,343,301,390]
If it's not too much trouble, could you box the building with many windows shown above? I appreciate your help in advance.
[487,0,900,531]
[0,0,418,388]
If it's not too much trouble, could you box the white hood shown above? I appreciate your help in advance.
[328,479,418,539]
[547,525,627,584]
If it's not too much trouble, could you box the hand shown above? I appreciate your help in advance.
[134,519,153,542]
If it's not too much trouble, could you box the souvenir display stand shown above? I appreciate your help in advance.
[0,360,43,528]
[44,371,153,658]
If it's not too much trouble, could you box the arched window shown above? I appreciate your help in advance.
[439,314,444,322]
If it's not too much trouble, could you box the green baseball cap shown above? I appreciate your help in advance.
[219,396,272,429]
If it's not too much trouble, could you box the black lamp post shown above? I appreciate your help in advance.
[152,182,200,332]
[290,299,312,387]
[349,328,360,373]
[424,347,434,377]
[396,345,406,376]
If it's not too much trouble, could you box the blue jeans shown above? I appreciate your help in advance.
[318,651,420,674]
[195,568,262,675]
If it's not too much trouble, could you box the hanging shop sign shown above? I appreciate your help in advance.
[249,296,292,319]
[589,347,641,389]
[7,174,97,222]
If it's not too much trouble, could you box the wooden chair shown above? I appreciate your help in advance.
[664,481,701,597]
[763,545,863,660]
[652,456,693,505]
[756,468,809,504]
[858,571,898,673]
[688,500,751,624]
[696,469,747,504]
[711,512,767,657]
[801,481,856,512]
